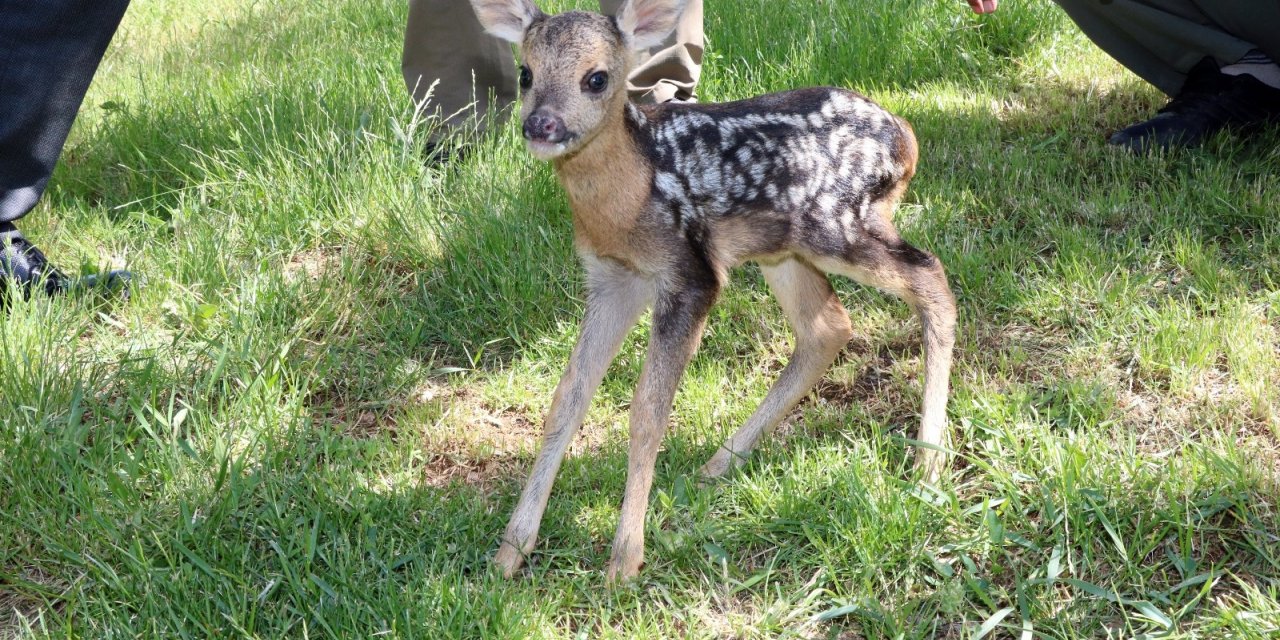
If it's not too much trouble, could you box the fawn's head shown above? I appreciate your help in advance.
[469,0,687,160]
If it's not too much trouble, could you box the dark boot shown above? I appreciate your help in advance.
[1,223,130,301]
[1,223,69,297]
[1109,57,1280,152]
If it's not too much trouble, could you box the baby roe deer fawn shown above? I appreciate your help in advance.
[469,0,957,582]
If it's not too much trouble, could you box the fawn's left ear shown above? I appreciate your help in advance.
[615,0,687,51]
[469,0,544,44]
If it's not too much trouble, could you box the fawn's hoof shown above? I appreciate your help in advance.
[493,543,527,578]
[697,452,735,483]
[697,446,750,485]
[605,557,643,585]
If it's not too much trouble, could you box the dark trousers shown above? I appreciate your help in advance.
[1054,0,1280,95]
[0,0,131,225]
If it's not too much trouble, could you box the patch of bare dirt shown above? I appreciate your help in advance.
[419,449,525,492]
[312,399,401,440]
[412,385,615,490]
[1106,360,1279,467]
[282,248,343,283]
[416,408,539,491]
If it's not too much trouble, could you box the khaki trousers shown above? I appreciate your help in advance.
[403,0,703,139]
[1054,0,1280,95]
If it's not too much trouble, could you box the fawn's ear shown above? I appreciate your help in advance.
[615,0,687,51]
[469,0,544,43]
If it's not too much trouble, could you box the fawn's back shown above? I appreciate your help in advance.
[627,87,920,273]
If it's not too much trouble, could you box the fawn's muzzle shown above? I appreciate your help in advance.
[523,111,568,143]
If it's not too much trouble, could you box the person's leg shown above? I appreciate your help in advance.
[1053,0,1278,94]
[0,0,131,295]
[402,0,519,146]
[1053,0,1280,150]
[0,0,131,225]
[1194,2,1280,75]
[599,0,704,103]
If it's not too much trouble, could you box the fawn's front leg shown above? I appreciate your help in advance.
[494,256,652,578]
[607,279,719,583]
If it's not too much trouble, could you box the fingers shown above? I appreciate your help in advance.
[965,0,998,13]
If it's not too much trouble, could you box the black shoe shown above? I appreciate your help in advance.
[1,224,131,301]
[1,225,71,297]
[1109,57,1280,152]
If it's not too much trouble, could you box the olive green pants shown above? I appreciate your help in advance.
[403,0,703,139]
[1054,0,1280,95]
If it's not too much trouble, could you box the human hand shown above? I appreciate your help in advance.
[965,0,998,13]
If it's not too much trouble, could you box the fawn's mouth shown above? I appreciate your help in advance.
[526,134,579,159]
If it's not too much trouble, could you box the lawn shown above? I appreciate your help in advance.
[3,0,1280,637]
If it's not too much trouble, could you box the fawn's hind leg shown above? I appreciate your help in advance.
[810,226,956,483]
[699,258,854,479]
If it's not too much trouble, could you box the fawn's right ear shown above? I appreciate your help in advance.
[469,0,544,43]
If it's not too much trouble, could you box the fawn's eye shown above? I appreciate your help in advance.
[519,66,533,90]
[584,70,608,94]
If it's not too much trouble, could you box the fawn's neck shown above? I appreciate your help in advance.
[552,103,654,261]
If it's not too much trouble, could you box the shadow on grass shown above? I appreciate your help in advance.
[50,0,404,217]
[702,0,1077,99]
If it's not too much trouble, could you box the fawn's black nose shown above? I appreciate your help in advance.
[523,111,567,143]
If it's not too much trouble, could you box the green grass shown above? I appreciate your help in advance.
[3,0,1280,637]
